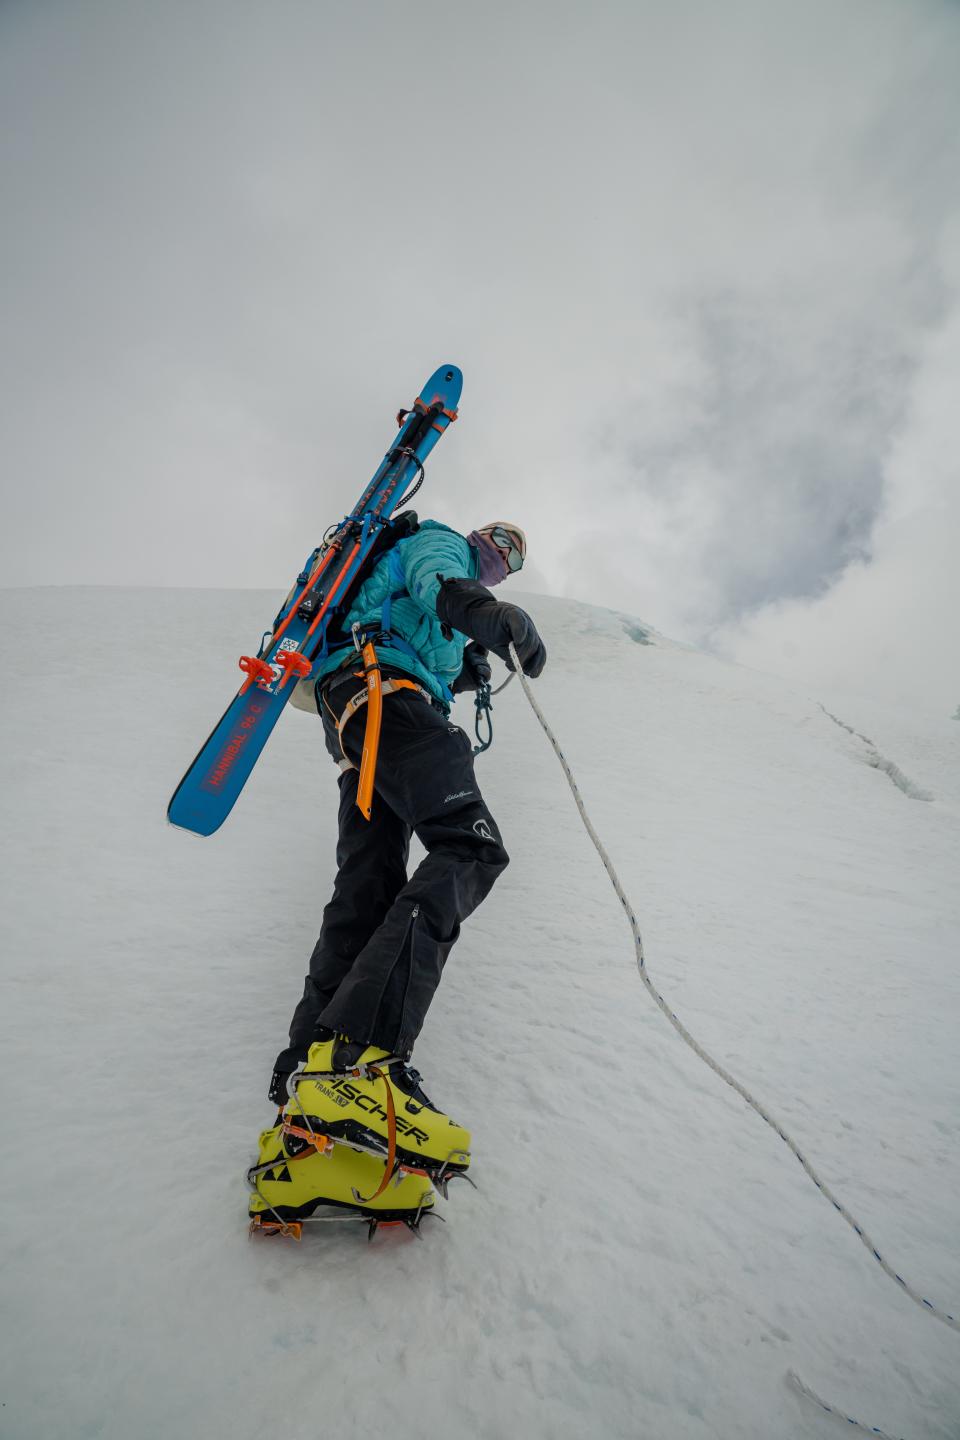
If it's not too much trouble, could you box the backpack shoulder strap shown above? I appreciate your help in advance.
[380,547,407,633]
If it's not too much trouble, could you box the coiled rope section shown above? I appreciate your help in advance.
[507,645,956,1435]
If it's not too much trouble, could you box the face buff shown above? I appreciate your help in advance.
[467,529,510,585]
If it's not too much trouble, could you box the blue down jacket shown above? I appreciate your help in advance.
[311,520,479,706]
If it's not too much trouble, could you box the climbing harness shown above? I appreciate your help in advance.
[506,642,956,1438]
[321,629,433,821]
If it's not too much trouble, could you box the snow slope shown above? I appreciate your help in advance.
[0,588,957,1440]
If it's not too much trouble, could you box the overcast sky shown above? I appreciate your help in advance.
[2,0,958,711]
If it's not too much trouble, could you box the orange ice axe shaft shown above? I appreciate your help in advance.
[356,641,383,821]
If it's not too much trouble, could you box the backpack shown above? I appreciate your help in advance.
[285,509,420,714]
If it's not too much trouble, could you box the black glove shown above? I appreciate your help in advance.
[498,604,547,677]
[451,641,493,695]
[437,577,546,678]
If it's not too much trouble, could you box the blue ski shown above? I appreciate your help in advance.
[168,364,463,836]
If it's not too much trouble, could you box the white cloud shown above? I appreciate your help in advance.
[1,0,958,708]
[714,221,960,714]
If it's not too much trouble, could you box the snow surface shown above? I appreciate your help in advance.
[1,587,958,1440]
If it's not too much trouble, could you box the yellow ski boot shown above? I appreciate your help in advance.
[283,1039,472,1192]
[247,1119,436,1240]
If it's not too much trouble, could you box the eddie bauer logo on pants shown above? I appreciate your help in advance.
[473,817,496,842]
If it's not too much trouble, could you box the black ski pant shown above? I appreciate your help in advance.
[282,666,509,1063]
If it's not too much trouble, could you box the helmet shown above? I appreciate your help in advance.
[477,522,527,573]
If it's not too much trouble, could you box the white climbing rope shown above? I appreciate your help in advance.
[507,645,956,1431]
[786,1370,906,1440]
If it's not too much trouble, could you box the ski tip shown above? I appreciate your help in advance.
[420,364,463,410]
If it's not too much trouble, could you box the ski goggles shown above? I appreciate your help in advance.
[486,524,526,574]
